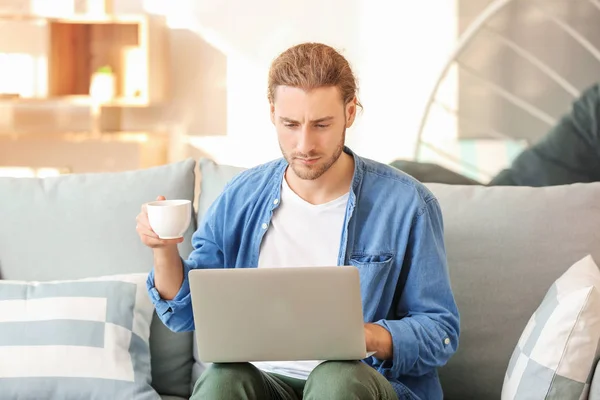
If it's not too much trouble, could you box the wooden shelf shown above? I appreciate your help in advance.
[0,13,168,107]
[0,13,146,24]
[0,131,166,140]
[0,95,152,107]
[0,130,170,173]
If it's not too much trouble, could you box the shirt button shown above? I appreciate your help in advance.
[261,223,268,230]
[273,199,279,205]
[444,338,450,345]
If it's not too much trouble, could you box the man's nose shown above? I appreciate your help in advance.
[296,126,316,154]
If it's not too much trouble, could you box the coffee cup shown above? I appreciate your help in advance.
[146,199,192,239]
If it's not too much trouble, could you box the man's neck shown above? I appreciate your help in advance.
[285,152,354,205]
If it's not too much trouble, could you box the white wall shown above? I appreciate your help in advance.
[131,0,459,167]
[0,0,458,169]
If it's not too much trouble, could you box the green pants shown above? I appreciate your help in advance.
[190,361,398,399]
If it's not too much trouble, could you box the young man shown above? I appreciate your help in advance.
[137,42,460,400]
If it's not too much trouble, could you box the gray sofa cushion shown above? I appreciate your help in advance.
[427,182,600,399]
[591,361,600,399]
[197,158,246,223]
[0,159,198,398]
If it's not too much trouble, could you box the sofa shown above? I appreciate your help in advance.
[1,156,600,399]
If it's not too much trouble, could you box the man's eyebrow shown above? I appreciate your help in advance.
[279,116,334,124]
[312,116,334,123]
[279,117,298,124]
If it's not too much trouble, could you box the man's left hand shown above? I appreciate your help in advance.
[364,323,393,360]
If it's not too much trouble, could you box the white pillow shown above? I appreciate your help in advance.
[502,255,600,400]
[0,273,159,400]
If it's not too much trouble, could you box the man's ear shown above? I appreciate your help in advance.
[345,97,357,128]
[270,103,275,125]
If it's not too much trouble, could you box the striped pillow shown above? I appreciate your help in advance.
[0,273,159,400]
[502,255,600,400]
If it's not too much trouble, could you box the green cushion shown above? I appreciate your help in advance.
[0,159,197,398]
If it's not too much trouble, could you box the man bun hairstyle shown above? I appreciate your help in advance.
[268,42,362,110]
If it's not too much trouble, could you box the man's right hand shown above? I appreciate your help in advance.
[136,195,184,249]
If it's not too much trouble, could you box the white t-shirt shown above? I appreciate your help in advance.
[252,176,349,379]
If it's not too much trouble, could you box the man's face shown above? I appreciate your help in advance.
[270,86,356,180]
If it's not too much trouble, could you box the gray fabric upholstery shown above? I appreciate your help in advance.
[150,317,195,398]
[426,182,600,399]
[390,159,481,185]
[590,361,600,400]
[197,158,246,225]
[0,159,198,398]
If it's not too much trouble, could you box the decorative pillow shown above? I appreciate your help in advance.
[502,255,600,400]
[0,273,159,400]
[0,158,197,398]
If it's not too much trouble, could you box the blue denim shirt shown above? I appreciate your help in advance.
[147,147,460,400]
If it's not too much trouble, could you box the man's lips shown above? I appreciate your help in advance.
[295,157,320,165]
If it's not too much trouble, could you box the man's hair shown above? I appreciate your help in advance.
[267,42,362,110]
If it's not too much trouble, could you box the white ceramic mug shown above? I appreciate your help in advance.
[146,199,192,239]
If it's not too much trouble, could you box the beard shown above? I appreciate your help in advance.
[281,128,345,181]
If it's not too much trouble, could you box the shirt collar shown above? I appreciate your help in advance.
[269,146,363,210]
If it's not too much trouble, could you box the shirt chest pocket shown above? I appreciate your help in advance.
[348,253,394,320]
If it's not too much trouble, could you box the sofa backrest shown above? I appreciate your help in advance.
[427,182,600,399]
[195,158,600,399]
[0,159,198,398]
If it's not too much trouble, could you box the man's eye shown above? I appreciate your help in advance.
[284,123,296,128]
[316,124,330,128]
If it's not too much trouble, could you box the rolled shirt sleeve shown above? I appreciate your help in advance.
[146,258,196,332]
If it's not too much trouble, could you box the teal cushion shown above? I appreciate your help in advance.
[0,159,197,398]
[0,273,159,400]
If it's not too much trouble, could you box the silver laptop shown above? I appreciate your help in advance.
[188,266,371,363]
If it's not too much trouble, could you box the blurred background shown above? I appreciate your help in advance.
[1,0,599,183]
